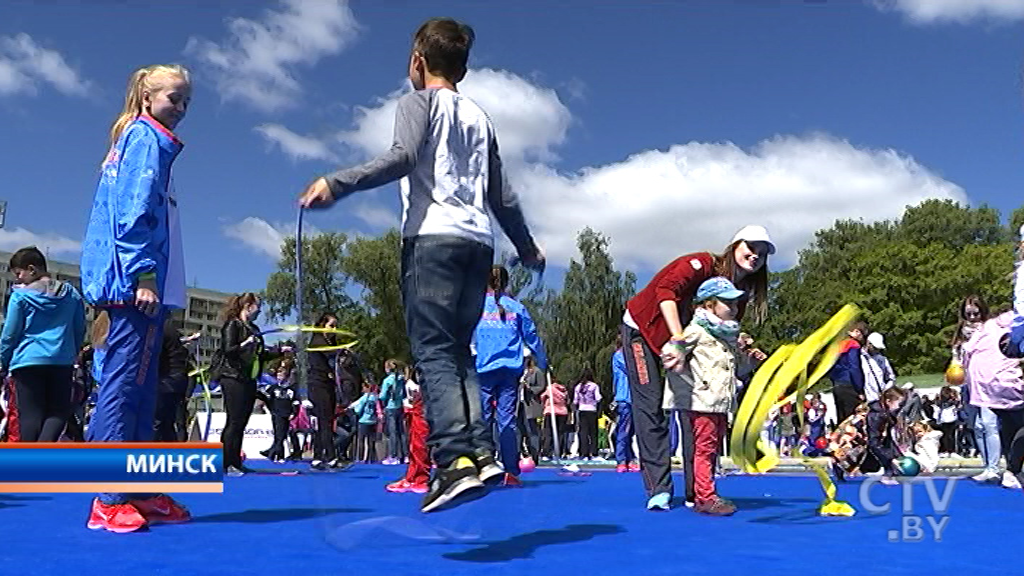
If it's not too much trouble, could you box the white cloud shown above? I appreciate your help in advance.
[256,124,338,162]
[352,203,399,230]
[0,227,81,257]
[258,68,966,273]
[873,0,1024,23]
[338,69,572,164]
[224,217,288,259]
[511,135,965,271]
[0,34,91,97]
[223,216,323,260]
[185,0,359,112]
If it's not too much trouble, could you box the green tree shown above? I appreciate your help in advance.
[756,199,1014,375]
[263,232,355,324]
[339,230,407,372]
[538,228,636,404]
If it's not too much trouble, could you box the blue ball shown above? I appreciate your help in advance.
[896,456,921,477]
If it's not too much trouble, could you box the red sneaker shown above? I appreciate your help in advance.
[628,462,641,472]
[616,464,628,473]
[502,473,523,487]
[407,482,429,494]
[386,479,414,493]
[86,499,148,533]
[130,495,191,524]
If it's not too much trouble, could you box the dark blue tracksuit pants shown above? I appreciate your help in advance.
[88,307,164,505]
[479,368,522,476]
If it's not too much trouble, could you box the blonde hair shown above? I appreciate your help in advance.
[108,64,190,148]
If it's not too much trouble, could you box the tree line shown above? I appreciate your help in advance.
[262,199,1024,397]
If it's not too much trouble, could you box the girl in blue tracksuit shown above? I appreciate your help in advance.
[612,335,638,472]
[80,64,193,533]
[473,265,548,483]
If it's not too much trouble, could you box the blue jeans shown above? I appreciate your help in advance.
[975,406,1002,474]
[386,408,407,460]
[88,307,164,505]
[615,402,635,464]
[479,368,522,475]
[401,235,494,469]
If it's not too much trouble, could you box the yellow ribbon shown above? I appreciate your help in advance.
[731,304,861,516]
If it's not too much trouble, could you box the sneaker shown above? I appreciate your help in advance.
[501,473,523,487]
[381,457,396,465]
[628,462,641,472]
[684,500,695,509]
[646,493,671,511]
[328,459,352,470]
[694,497,736,516]
[225,466,248,477]
[616,464,628,473]
[386,479,416,493]
[310,460,329,471]
[421,457,486,514]
[130,495,191,524]
[470,453,505,484]
[87,499,148,533]
[880,477,899,486]
[972,470,1000,483]
[1002,471,1023,490]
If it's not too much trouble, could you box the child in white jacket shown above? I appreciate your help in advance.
[663,277,745,516]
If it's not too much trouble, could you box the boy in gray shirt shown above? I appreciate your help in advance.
[299,17,544,513]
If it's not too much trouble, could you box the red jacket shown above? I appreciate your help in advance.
[625,252,747,351]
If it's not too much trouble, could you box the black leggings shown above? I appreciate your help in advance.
[357,423,377,462]
[220,376,257,469]
[13,365,73,442]
[578,411,599,458]
[936,422,958,454]
[309,384,337,462]
[833,383,861,426]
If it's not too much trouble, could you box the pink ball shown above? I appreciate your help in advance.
[519,457,536,473]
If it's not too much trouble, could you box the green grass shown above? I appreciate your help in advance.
[896,373,945,389]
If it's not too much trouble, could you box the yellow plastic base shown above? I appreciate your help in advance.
[819,500,856,517]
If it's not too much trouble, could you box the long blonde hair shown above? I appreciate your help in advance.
[108,64,190,148]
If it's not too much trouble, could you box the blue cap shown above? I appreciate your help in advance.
[696,277,745,302]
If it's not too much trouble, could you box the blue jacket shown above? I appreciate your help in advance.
[0,279,85,371]
[828,340,865,392]
[473,292,547,374]
[612,348,631,404]
[352,393,379,425]
[81,115,182,307]
[379,373,405,411]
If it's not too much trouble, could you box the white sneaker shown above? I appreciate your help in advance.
[972,470,1000,483]
[1001,471,1022,490]
[866,469,885,476]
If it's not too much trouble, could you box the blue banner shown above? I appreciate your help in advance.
[0,444,223,483]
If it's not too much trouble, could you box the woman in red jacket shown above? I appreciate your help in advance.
[621,225,773,510]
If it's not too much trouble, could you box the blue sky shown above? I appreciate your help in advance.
[2,0,1024,298]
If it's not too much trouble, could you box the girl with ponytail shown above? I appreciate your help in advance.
[80,64,192,534]
[471,265,548,485]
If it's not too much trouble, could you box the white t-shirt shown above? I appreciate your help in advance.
[164,178,186,309]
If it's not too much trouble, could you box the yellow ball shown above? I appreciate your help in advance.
[945,363,965,386]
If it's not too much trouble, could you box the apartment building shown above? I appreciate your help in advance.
[0,250,232,366]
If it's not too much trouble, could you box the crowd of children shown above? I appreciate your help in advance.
[3,14,1024,536]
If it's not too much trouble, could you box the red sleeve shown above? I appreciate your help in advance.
[652,253,713,304]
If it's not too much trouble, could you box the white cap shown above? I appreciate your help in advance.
[902,381,914,390]
[732,225,776,255]
[867,332,885,349]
